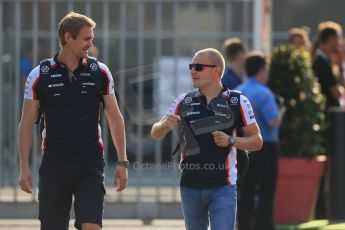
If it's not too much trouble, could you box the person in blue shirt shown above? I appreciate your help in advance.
[236,52,285,230]
[221,38,247,89]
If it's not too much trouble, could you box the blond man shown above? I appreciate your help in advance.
[18,12,128,230]
[151,48,262,230]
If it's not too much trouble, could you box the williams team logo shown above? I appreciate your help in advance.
[41,65,49,73]
[230,97,238,104]
[90,63,98,70]
[184,97,192,104]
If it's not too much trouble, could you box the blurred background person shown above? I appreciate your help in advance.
[221,38,247,89]
[222,38,249,189]
[312,21,344,109]
[330,38,345,106]
[236,52,285,230]
[312,20,345,219]
[288,27,311,48]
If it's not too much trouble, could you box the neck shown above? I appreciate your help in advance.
[200,82,223,103]
[228,62,242,76]
[255,76,266,84]
[319,45,331,56]
[57,48,80,71]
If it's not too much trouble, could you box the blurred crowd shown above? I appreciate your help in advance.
[222,21,345,230]
[222,21,345,109]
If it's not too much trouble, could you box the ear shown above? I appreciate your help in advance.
[213,66,221,78]
[258,68,267,79]
[64,32,72,44]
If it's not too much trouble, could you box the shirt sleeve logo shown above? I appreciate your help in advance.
[184,97,192,104]
[90,63,98,70]
[41,65,49,73]
[230,97,238,104]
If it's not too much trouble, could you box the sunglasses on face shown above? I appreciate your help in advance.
[189,63,217,72]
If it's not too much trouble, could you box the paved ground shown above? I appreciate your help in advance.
[2,219,345,230]
[0,219,186,230]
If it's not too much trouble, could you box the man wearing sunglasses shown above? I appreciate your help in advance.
[151,48,262,230]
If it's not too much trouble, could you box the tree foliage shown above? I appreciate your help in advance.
[268,45,326,157]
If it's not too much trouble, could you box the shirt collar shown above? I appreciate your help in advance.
[196,86,228,98]
[53,53,88,69]
[226,67,241,79]
[316,49,331,63]
[247,78,264,85]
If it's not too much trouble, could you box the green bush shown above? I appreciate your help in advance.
[268,45,326,158]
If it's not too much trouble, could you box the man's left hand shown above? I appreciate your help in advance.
[212,131,230,147]
[114,166,128,192]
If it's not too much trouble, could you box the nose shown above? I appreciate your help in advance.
[190,66,196,73]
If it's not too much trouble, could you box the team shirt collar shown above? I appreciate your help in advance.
[52,53,89,69]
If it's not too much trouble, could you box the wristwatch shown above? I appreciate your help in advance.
[117,160,129,168]
[229,136,236,146]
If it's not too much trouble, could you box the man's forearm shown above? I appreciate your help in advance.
[235,134,263,152]
[108,114,127,161]
[151,122,169,140]
[18,123,33,168]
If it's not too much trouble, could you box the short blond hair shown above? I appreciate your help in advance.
[58,12,96,47]
[194,48,225,78]
[317,21,342,35]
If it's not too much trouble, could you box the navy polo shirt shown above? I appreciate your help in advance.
[24,55,115,160]
[167,89,257,189]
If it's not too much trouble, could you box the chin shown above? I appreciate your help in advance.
[81,51,88,57]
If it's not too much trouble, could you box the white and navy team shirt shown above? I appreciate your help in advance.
[24,55,114,159]
[167,88,256,189]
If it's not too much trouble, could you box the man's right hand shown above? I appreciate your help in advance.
[160,114,181,131]
[151,114,181,140]
[19,167,32,194]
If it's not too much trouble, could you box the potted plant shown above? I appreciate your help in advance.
[268,45,327,224]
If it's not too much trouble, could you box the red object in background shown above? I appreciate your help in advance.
[274,156,326,224]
